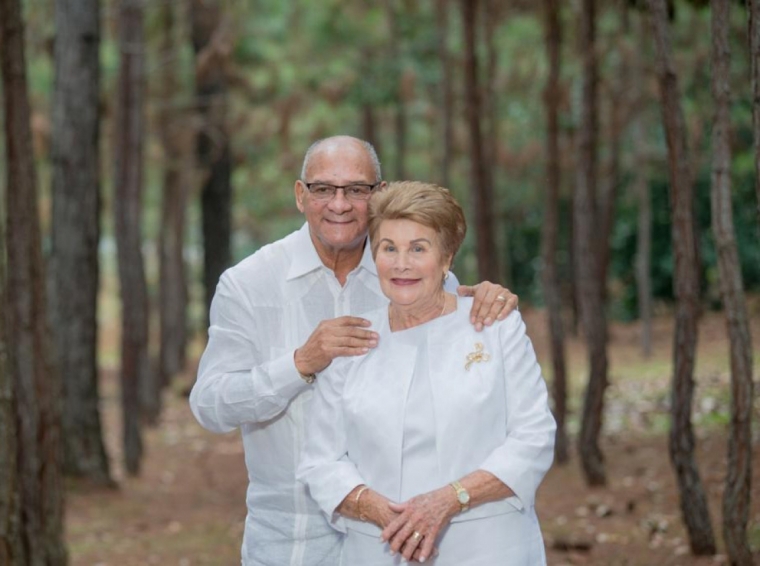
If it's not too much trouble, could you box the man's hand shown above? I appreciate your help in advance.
[457,282,518,331]
[294,316,379,376]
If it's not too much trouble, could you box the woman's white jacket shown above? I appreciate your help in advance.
[297,299,556,536]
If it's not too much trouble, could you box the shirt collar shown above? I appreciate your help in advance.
[286,222,377,280]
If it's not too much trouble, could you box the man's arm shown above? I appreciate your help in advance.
[189,272,380,432]
[189,272,311,432]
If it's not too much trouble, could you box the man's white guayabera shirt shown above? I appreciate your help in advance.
[190,223,458,566]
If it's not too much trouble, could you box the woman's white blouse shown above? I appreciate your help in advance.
[297,297,556,538]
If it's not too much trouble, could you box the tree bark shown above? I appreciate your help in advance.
[114,0,148,473]
[751,0,760,226]
[0,0,67,561]
[191,0,233,319]
[461,0,498,283]
[631,11,653,358]
[435,0,453,188]
[711,2,754,563]
[646,0,717,554]
[632,116,653,358]
[49,0,112,486]
[0,160,22,566]
[157,0,189,388]
[386,0,407,180]
[542,0,569,465]
[574,0,608,487]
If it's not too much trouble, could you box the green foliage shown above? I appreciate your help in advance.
[9,0,760,321]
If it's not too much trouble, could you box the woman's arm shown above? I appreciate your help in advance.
[296,361,367,532]
[337,485,400,529]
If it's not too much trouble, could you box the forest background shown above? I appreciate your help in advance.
[1,0,760,564]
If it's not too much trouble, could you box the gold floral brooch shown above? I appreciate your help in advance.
[465,342,490,371]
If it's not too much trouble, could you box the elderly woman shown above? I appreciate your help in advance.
[297,181,556,565]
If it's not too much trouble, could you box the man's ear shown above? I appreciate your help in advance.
[295,180,306,213]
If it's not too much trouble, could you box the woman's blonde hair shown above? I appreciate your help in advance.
[368,181,467,262]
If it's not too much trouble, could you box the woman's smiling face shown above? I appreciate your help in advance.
[374,219,451,310]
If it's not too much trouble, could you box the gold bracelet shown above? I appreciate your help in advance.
[355,485,370,522]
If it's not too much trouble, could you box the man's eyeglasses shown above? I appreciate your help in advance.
[303,182,380,201]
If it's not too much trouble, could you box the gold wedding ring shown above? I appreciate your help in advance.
[496,295,507,302]
[412,531,423,542]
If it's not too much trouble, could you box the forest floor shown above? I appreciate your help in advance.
[65,303,760,566]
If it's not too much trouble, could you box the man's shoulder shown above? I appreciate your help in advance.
[220,229,301,294]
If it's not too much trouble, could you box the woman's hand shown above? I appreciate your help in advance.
[457,282,518,331]
[380,486,459,563]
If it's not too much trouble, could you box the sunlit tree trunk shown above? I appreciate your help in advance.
[646,0,716,554]
[435,0,453,188]
[0,0,67,561]
[114,0,148,473]
[541,0,569,465]
[191,0,232,319]
[49,0,112,486]
[711,2,754,563]
[157,0,189,389]
[461,0,498,282]
[751,0,760,226]
[574,0,608,487]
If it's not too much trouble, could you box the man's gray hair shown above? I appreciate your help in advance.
[300,137,382,182]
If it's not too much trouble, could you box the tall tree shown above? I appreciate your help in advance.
[751,0,760,225]
[191,0,233,318]
[157,0,190,387]
[0,0,67,561]
[49,0,112,485]
[631,10,653,358]
[435,0,454,188]
[541,0,569,465]
[114,0,148,473]
[461,0,499,282]
[646,0,717,554]
[632,116,653,357]
[0,160,21,566]
[711,1,754,563]
[385,0,407,180]
[574,0,609,486]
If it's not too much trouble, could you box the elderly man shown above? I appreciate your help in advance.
[189,136,517,566]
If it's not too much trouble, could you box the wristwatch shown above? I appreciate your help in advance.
[450,481,470,512]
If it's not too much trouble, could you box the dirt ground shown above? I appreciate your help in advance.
[65,307,760,566]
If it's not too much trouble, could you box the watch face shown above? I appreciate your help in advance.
[457,491,470,504]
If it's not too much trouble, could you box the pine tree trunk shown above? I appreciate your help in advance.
[575,0,608,487]
[542,0,569,465]
[751,0,760,226]
[49,0,112,486]
[461,0,498,283]
[191,0,232,319]
[114,0,148,474]
[0,0,67,561]
[158,0,189,388]
[0,164,22,566]
[711,2,754,563]
[435,0,453,188]
[386,0,407,180]
[646,0,717,554]
[632,115,653,358]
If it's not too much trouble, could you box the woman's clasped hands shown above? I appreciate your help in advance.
[380,487,459,563]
